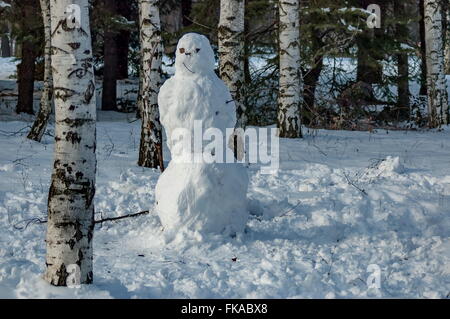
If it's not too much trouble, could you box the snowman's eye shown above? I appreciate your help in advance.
[179,48,185,54]
[196,48,201,53]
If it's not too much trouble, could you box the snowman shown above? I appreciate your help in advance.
[155,33,249,238]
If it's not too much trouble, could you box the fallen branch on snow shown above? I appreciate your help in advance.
[95,210,151,224]
[12,210,152,230]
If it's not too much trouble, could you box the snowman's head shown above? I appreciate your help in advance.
[175,33,215,76]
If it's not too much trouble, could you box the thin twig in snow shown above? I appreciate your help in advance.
[343,171,368,196]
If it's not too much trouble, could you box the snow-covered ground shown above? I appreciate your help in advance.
[1,55,450,298]
[0,57,18,81]
[0,116,449,298]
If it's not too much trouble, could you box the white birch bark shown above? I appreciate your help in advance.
[445,8,450,74]
[424,0,449,127]
[218,0,246,128]
[28,0,53,142]
[138,0,164,170]
[278,0,302,138]
[44,0,97,286]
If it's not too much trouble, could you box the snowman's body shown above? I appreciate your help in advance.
[155,33,249,237]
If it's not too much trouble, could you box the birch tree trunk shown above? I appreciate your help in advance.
[44,0,97,286]
[27,0,53,142]
[218,0,246,128]
[137,0,164,170]
[278,0,302,138]
[424,0,449,127]
[445,7,450,74]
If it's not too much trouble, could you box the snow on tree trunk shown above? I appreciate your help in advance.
[218,0,246,128]
[44,0,97,286]
[137,0,164,170]
[424,0,449,127]
[27,0,53,142]
[278,0,302,138]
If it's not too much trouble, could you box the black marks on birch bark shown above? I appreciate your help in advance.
[68,42,81,50]
[66,131,82,144]
[55,264,69,286]
[54,87,76,102]
[84,80,95,104]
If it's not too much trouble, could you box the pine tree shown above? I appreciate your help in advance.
[101,0,119,111]
[1,19,11,57]
[116,0,132,79]
[420,0,428,95]
[27,0,53,142]
[278,0,302,138]
[137,0,164,170]
[44,0,97,286]
[356,0,383,84]
[394,0,410,121]
[15,0,40,115]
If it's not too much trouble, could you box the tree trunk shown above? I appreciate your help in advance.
[16,39,36,114]
[278,0,302,138]
[302,19,323,127]
[102,0,118,111]
[303,54,323,127]
[137,0,164,170]
[1,35,10,57]
[1,23,11,57]
[27,0,53,142]
[445,4,450,74]
[420,0,428,95]
[218,0,246,128]
[117,0,131,79]
[243,0,251,106]
[396,53,410,120]
[395,1,410,121]
[424,0,449,127]
[14,41,21,58]
[44,0,97,286]
[16,0,39,115]
[117,30,130,79]
[181,0,193,27]
[356,0,383,84]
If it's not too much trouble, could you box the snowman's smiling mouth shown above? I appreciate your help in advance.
[183,62,195,74]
